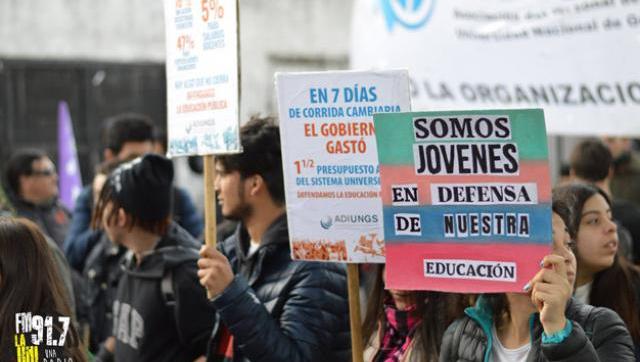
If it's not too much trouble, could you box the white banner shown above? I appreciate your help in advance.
[164,0,240,156]
[276,70,411,263]
[351,0,640,136]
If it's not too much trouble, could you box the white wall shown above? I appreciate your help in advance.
[239,1,351,119]
[0,0,166,62]
[0,0,353,120]
[0,0,354,210]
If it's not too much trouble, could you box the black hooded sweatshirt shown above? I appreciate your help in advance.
[112,223,215,361]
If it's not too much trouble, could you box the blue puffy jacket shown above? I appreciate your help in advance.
[208,214,351,362]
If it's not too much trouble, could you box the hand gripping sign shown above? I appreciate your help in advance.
[374,109,552,293]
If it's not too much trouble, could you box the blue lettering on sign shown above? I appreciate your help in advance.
[380,0,436,31]
[169,137,198,155]
[223,126,239,150]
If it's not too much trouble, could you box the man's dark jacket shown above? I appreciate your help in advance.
[11,195,70,248]
[440,296,635,362]
[208,214,351,362]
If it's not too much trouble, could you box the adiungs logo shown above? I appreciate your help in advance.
[320,214,379,229]
[320,215,334,229]
[380,0,437,31]
[14,312,73,361]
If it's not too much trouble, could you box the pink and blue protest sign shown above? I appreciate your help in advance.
[374,109,551,293]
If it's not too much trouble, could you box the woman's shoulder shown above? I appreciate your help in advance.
[443,315,487,343]
[440,315,488,362]
[567,298,629,334]
[562,298,635,360]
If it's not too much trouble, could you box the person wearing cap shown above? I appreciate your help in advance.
[92,153,214,361]
[197,117,350,362]
[64,113,204,272]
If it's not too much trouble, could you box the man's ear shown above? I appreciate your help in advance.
[249,175,264,196]
[104,149,115,162]
[116,208,128,227]
[17,175,30,196]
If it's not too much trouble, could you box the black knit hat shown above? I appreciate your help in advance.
[108,153,174,221]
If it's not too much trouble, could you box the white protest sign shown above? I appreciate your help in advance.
[351,0,640,136]
[164,0,240,156]
[276,70,411,263]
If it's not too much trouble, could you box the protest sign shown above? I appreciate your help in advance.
[164,0,240,157]
[375,109,551,292]
[164,1,240,300]
[275,70,411,263]
[352,0,640,136]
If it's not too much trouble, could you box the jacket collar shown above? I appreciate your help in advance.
[465,295,541,362]
[121,222,199,278]
[233,213,289,261]
[464,295,495,362]
[232,213,289,285]
[9,193,58,210]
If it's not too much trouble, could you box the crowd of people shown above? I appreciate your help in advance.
[1,112,640,361]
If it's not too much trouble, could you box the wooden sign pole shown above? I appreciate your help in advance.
[347,264,364,362]
[203,154,218,248]
[203,155,218,299]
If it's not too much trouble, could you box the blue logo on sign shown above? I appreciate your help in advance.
[380,0,436,31]
[320,215,333,230]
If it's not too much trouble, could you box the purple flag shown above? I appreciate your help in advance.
[57,101,83,210]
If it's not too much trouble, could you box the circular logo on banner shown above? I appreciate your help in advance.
[381,0,437,31]
[320,215,333,230]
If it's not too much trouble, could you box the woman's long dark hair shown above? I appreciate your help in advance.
[362,265,467,361]
[0,217,86,361]
[554,183,640,344]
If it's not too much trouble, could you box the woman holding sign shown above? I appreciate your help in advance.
[439,199,635,361]
[555,183,640,358]
[362,264,466,361]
